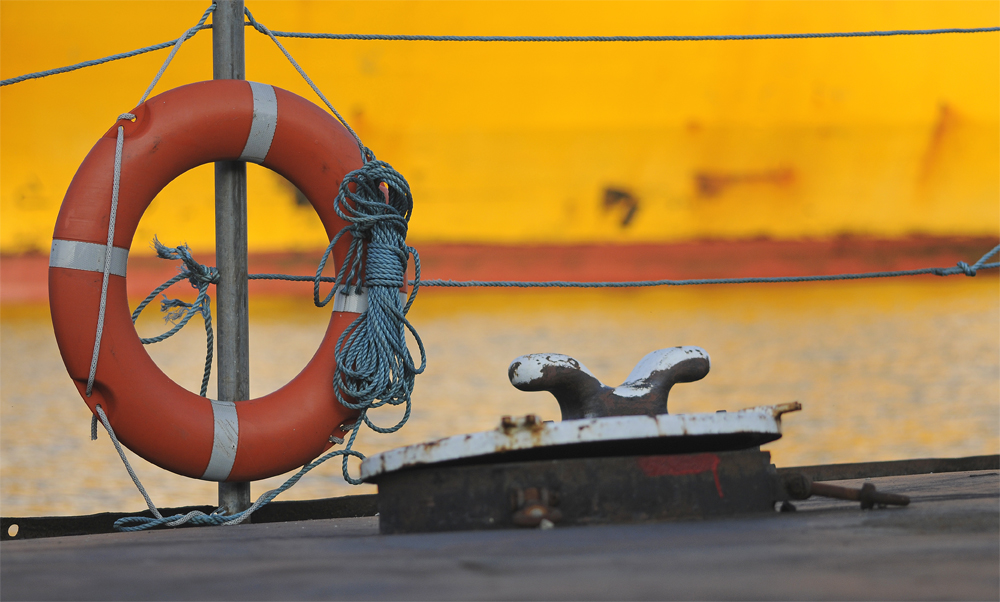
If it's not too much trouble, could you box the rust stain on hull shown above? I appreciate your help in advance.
[918,103,960,186]
[602,186,639,227]
[694,167,796,198]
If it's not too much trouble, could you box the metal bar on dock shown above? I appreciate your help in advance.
[213,0,252,516]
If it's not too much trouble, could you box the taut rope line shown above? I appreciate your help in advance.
[4,23,999,86]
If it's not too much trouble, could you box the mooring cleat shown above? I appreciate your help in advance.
[508,347,711,420]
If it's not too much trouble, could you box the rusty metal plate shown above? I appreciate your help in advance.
[361,403,800,482]
[376,450,779,534]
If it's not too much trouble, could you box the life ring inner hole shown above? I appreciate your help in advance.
[130,162,338,398]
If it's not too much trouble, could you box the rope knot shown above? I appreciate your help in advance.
[154,237,220,287]
[130,238,217,397]
[956,261,977,277]
[243,7,268,35]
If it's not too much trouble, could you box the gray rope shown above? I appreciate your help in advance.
[93,342,366,531]
[98,244,996,437]
[243,244,1000,288]
[310,157,426,483]
[103,4,426,525]
[0,18,212,87]
[131,240,218,397]
[415,245,1000,288]
[84,5,216,399]
[112,440,359,531]
[242,5,426,484]
[243,8,365,158]
[262,26,1000,43]
[94,405,164,520]
[93,402,235,530]
[5,18,997,88]
[84,115,130,398]
[136,4,217,106]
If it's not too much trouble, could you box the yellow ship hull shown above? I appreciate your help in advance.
[1,1,997,255]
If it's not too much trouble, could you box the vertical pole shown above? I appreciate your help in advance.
[213,0,251,516]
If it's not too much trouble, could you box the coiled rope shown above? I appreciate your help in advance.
[317,155,426,484]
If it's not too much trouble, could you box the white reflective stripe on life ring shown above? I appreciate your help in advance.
[333,288,368,314]
[239,82,278,164]
[333,288,410,314]
[49,239,128,278]
[201,400,240,481]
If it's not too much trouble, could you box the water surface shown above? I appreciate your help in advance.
[2,278,997,516]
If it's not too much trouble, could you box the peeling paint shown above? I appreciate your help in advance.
[360,404,800,481]
[508,353,596,387]
[637,454,723,497]
[510,347,711,418]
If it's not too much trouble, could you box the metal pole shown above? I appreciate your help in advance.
[213,0,251,516]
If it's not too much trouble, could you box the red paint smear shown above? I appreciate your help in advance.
[638,454,724,498]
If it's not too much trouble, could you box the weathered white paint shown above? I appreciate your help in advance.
[613,346,710,398]
[508,353,598,387]
[360,403,801,481]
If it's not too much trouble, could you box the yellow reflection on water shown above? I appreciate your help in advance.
[1,278,997,517]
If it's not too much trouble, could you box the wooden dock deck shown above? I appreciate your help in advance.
[2,470,997,601]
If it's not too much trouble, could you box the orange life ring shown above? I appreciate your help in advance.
[49,80,365,482]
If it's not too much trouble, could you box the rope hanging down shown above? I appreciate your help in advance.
[86,2,217,431]
[131,240,218,397]
[315,155,426,484]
